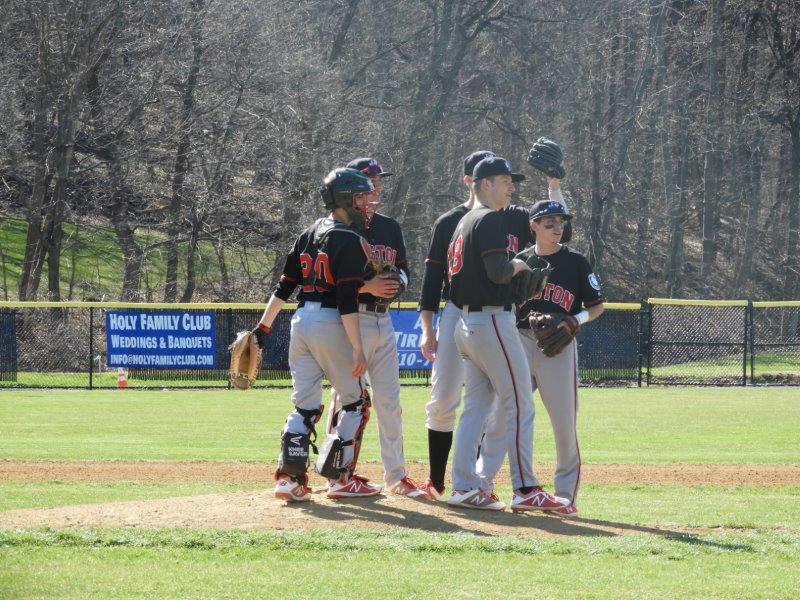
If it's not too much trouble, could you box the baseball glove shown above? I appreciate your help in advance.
[511,250,553,303]
[527,138,566,180]
[365,257,405,308]
[529,312,580,357]
[228,330,262,390]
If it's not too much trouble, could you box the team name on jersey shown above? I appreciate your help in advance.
[367,243,397,266]
[533,283,575,312]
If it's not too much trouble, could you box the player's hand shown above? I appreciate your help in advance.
[351,347,367,377]
[420,330,438,362]
[361,274,400,298]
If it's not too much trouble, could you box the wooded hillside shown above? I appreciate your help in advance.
[1,0,798,302]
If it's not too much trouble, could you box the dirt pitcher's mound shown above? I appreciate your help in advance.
[0,489,717,538]
[2,460,800,486]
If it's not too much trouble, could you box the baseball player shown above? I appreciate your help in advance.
[253,167,382,502]
[325,157,431,499]
[446,155,569,512]
[418,150,495,499]
[477,199,604,517]
[419,152,567,499]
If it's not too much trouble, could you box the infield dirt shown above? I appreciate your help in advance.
[2,460,798,536]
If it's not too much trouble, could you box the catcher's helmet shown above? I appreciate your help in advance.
[320,168,373,210]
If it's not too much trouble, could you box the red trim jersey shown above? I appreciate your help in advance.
[419,204,470,311]
[274,218,369,315]
[358,212,409,304]
[516,245,604,327]
[448,206,521,308]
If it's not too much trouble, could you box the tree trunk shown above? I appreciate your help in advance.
[783,121,800,299]
[165,0,204,302]
[700,0,727,281]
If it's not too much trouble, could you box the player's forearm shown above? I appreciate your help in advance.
[258,295,286,328]
[548,184,566,210]
[340,313,363,352]
[482,253,523,284]
[586,303,604,322]
[420,310,435,336]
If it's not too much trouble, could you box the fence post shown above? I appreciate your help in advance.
[742,302,750,386]
[89,306,94,390]
[748,301,755,384]
[226,308,233,389]
[637,299,649,387]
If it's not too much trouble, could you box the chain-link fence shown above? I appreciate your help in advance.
[1,300,798,388]
[644,300,749,386]
[751,302,800,385]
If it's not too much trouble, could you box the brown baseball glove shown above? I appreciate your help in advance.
[529,312,580,357]
[228,330,262,390]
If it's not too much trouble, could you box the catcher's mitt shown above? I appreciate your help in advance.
[527,138,566,180]
[529,312,580,357]
[228,330,262,390]
[511,250,553,303]
[365,257,405,308]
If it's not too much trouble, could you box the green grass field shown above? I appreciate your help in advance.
[1,387,799,599]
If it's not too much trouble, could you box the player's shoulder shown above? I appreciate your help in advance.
[315,217,362,243]
[433,203,470,228]
[370,212,403,234]
[559,245,593,267]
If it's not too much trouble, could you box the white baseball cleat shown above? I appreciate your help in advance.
[510,486,570,513]
[447,488,506,511]
[327,474,382,499]
[274,475,312,503]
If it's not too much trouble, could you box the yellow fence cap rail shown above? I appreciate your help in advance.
[647,298,748,307]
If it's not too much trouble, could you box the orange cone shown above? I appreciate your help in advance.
[117,367,128,389]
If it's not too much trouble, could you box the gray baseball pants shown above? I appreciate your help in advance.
[452,307,539,492]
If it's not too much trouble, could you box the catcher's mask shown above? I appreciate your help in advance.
[319,168,374,223]
[351,189,379,230]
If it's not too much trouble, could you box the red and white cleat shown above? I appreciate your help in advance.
[274,475,312,503]
[327,474,382,499]
[447,488,505,511]
[419,478,445,501]
[510,486,570,513]
[550,504,579,517]
[388,476,434,499]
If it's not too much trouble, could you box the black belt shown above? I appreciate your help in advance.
[359,302,389,314]
[463,304,513,313]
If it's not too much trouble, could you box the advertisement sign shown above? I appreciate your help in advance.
[105,310,217,369]
[390,310,439,370]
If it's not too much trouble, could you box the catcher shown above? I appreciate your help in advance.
[324,157,432,499]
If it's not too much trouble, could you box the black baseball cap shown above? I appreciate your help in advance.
[347,157,393,177]
[463,150,495,176]
[472,156,525,182]
[528,200,573,221]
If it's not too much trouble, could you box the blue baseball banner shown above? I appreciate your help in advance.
[105,310,217,369]
[390,309,439,370]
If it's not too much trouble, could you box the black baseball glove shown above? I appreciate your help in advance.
[529,312,580,357]
[365,257,405,308]
[527,138,566,180]
[510,250,552,303]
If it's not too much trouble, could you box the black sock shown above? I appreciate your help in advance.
[428,428,453,491]
[518,486,533,495]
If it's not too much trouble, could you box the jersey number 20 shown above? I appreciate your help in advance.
[299,252,334,292]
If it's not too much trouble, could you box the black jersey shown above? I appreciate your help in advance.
[516,245,604,327]
[503,205,534,253]
[274,218,369,314]
[448,205,522,308]
[358,212,409,304]
[419,204,470,311]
